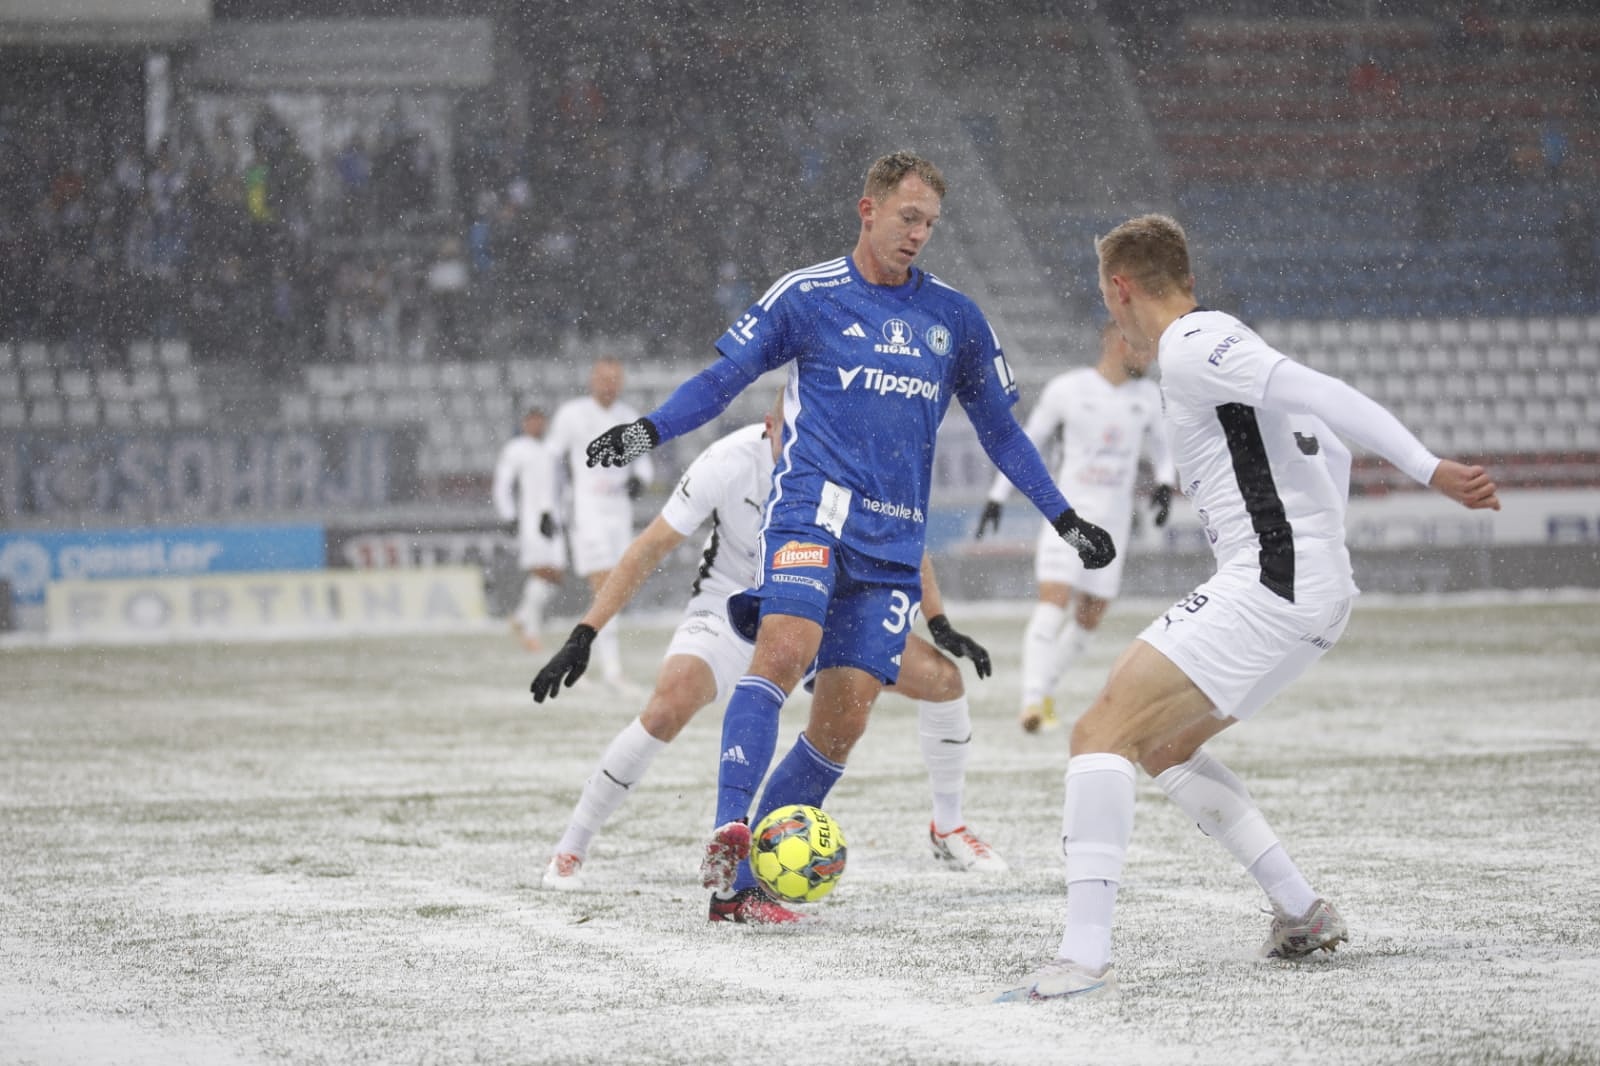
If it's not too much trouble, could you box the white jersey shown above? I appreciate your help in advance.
[492,433,565,570]
[492,434,560,529]
[988,366,1173,540]
[658,423,772,602]
[546,394,656,531]
[1158,309,1357,604]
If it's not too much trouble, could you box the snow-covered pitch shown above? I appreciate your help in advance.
[4,594,1598,1065]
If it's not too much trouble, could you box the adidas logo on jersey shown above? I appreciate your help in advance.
[720,745,749,766]
[841,322,868,338]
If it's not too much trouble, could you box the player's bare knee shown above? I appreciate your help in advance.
[639,694,701,743]
[921,656,964,702]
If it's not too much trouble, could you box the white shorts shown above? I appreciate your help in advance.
[518,528,566,571]
[1034,520,1128,600]
[1138,571,1352,721]
[568,517,633,577]
[663,590,757,705]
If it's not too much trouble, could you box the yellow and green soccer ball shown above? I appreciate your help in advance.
[751,804,847,903]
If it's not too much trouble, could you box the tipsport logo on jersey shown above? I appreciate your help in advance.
[835,365,941,401]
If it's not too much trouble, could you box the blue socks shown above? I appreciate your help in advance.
[713,676,786,827]
[732,732,845,893]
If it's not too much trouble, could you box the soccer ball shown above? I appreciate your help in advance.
[751,804,847,903]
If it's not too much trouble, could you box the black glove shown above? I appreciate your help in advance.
[1052,509,1116,570]
[926,613,992,680]
[586,418,659,468]
[530,623,597,702]
[625,475,644,501]
[974,500,1002,540]
[1150,484,1173,528]
[538,512,557,538]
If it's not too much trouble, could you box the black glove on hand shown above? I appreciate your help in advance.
[974,500,1003,540]
[538,512,557,538]
[586,418,659,468]
[625,475,644,501]
[926,613,992,679]
[1052,509,1117,570]
[530,623,597,702]
[1150,484,1173,528]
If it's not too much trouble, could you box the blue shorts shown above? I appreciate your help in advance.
[727,525,922,686]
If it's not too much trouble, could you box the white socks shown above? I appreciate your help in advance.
[1056,619,1090,671]
[1057,752,1137,972]
[1020,603,1066,705]
[516,576,552,636]
[1021,603,1090,706]
[555,718,667,859]
[917,697,972,834]
[1154,749,1317,917]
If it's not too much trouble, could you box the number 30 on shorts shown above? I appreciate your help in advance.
[881,591,920,634]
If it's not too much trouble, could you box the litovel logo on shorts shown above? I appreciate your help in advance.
[771,541,830,569]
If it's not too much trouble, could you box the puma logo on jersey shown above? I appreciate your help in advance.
[841,322,868,338]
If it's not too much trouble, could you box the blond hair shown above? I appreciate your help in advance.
[863,151,947,202]
[1095,214,1193,298]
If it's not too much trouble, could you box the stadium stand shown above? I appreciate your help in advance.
[2,1,1596,502]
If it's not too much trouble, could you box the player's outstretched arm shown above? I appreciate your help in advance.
[1430,460,1501,511]
[587,357,758,469]
[530,516,686,701]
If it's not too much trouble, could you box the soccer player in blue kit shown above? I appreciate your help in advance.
[582,151,1116,923]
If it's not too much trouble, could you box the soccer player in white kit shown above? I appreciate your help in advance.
[532,394,1005,900]
[975,320,1176,733]
[491,408,565,651]
[998,214,1501,1002]
[545,357,654,689]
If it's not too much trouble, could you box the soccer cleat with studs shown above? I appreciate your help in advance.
[1260,898,1349,959]
[929,823,1009,873]
[699,820,752,891]
[541,852,585,892]
[994,958,1115,1003]
[708,886,807,925]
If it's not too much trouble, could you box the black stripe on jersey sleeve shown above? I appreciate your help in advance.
[1215,403,1296,602]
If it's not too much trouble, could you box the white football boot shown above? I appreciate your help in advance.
[929,823,1009,873]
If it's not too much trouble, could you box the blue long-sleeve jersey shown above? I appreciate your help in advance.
[649,255,1069,568]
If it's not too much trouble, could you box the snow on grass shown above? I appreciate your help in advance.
[2,596,1597,1065]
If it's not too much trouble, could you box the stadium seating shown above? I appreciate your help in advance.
[1131,12,1600,321]
[0,338,210,430]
